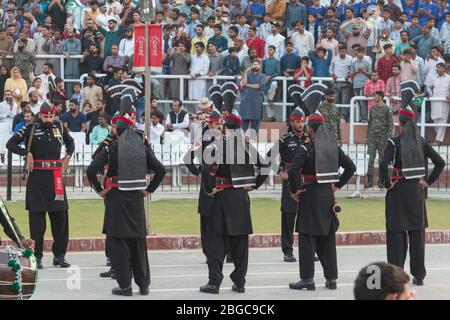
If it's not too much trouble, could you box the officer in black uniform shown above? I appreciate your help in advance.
[288,111,355,291]
[267,107,307,262]
[184,110,223,260]
[199,111,269,294]
[92,123,118,279]
[7,102,74,269]
[380,106,444,286]
[86,90,166,297]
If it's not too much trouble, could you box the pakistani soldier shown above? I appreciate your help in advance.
[288,110,356,290]
[317,89,342,144]
[364,91,394,189]
[92,122,118,279]
[6,103,74,269]
[199,111,269,294]
[86,88,166,296]
[380,105,444,286]
[267,107,307,262]
[184,110,224,261]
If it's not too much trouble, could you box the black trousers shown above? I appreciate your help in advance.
[108,237,150,289]
[206,230,249,287]
[281,211,296,256]
[200,215,210,257]
[386,229,426,281]
[298,232,337,281]
[29,211,69,260]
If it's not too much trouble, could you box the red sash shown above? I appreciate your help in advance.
[33,160,65,201]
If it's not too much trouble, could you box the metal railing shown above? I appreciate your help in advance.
[2,141,450,196]
[349,96,450,144]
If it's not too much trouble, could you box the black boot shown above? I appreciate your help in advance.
[99,268,115,278]
[325,279,337,290]
[412,278,424,286]
[289,279,316,290]
[284,254,297,262]
[377,177,384,189]
[232,284,245,293]
[199,283,220,294]
[53,256,71,268]
[364,175,373,188]
[112,286,133,296]
[139,287,150,295]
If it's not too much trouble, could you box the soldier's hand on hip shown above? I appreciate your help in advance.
[208,188,223,197]
[290,190,304,202]
[26,152,34,172]
[62,155,70,172]
[98,189,109,199]
[418,179,429,189]
[142,190,151,198]
[332,184,338,193]
[279,171,288,181]
[244,186,253,192]
[387,180,398,191]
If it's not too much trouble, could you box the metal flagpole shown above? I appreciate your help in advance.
[142,0,154,233]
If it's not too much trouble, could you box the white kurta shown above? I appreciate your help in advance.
[291,30,314,58]
[189,54,210,101]
[264,34,286,59]
[431,74,450,120]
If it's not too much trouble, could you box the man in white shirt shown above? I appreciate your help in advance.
[106,0,123,15]
[430,63,450,145]
[119,27,134,59]
[0,90,18,128]
[330,44,353,121]
[410,44,425,88]
[319,29,339,57]
[440,12,450,45]
[424,46,445,97]
[96,3,121,31]
[264,22,285,59]
[165,98,190,132]
[189,42,210,101]
[291,21,314,58]
[36,63,56,103]
[150,111,165,145]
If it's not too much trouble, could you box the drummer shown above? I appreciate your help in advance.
[0,204,34,250]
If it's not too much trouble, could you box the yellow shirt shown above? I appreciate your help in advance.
[191,37,209,55]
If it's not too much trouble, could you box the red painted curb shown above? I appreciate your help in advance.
[3,231,450,251]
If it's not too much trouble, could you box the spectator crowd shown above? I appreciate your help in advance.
[0,0,450,161]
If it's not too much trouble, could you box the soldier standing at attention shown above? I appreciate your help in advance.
[268,107,307,262]
[365,91,394,189]
[317,89,342,144]
[6,102,74,269]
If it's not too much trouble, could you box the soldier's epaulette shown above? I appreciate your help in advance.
[388,138,397,146]
[279,132,292,142]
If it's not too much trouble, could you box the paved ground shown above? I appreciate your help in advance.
[31,244,450,300]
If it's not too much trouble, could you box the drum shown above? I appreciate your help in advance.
[0,246,38,300]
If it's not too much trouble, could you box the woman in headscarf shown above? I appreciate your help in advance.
[0,65,11,101]
[4,67,28,104]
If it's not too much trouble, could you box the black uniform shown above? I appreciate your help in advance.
[288,140,355,281]
[92,134,118,265]
[268,130,306,257]
[184,125,216,258]
[86,141,166,290]
[6,120,74,262]
[380,137,444,281]
[202,141,268,288]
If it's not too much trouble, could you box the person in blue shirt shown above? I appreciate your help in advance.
[221,47,241,76]
[359,0,376,17]
[308,0,327,24]
[408,15,423,40]
[308,47,333,77]
[61,99,87,133]
[418,0,439,26]
[403,0,418,21]
[13,109,34,135]
[280,41,301,77]
[247,0,266,26]
[437,1,450,29]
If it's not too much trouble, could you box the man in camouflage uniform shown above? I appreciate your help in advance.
[317,89,341,144]
[13,39,36,87]
[365,91,394,189]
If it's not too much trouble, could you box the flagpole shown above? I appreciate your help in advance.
[143,0,153,234]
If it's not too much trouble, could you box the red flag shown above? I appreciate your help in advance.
[133,24,162,72]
